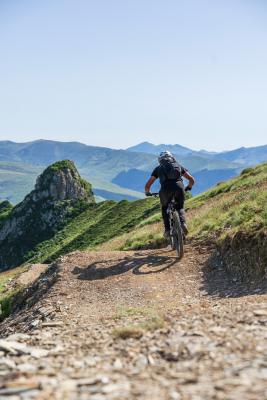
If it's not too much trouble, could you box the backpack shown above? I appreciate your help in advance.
[159,160,182,181]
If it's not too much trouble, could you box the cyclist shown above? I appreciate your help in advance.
[144,151,195,238]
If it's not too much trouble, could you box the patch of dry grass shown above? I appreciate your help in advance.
[112,326,144,340]
[112,306,165,340]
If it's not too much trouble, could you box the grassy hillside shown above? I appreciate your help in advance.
[20,198,160,265]
[98,162,267,254]
[4,162,266,266]
[186,163,267,240]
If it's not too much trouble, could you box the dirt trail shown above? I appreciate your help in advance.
[0,244,266,400]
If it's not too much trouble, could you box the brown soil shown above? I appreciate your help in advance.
[0,244,266,400]
[16,264,49,287]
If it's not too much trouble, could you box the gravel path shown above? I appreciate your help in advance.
[0,245,266,400]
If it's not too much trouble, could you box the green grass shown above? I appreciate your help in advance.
[43,160,75,173]
[99,162,267,251]
[122,230,165,251]
[137,213,162,227]
[186,162,267,211]
[24,197,160,264]
[187,162,267,241]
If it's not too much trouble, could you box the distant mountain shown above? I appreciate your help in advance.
[93,189,140,202]
[192,168,240,194]
[0,140,266,204]
[129,141,267,165]
[112,167,241,195]
[0,140,155,202]
[127,141,193,156]
[0,161,42,204]
[0,140,155,176]
[112,169,160,193]
[127,141,220,159]
[215,145,267,165]
[0,140,240,203]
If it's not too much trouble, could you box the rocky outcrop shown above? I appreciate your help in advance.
[34,160,92,202]
[0,160,94,269]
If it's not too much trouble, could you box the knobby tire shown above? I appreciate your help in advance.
[171,211,184,259]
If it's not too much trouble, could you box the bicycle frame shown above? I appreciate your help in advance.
[167,196,184,258]
[167,197,176,233]
[147,192,184,258]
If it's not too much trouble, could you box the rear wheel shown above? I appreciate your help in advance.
[169,216,176,250]
[172,211,184,259]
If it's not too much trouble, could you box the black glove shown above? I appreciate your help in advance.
[185,186,192,192]
[145,192,152,197]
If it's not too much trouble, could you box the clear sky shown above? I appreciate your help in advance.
[0,0,266,151]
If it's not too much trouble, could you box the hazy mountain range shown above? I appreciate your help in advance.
[0,139,266,203]
[127,141,267,165]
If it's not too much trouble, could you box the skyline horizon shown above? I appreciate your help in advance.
[0,135,266,153]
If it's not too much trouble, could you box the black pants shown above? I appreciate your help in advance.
[159,182,186,231]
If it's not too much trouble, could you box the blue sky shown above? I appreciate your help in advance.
[0,0,266,151]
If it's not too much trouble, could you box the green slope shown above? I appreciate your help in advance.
[187,163,267,240]
[98,163,267,254]
[25,198,160,264]
[5,162,266,268]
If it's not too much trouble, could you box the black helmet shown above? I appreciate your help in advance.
[158,151,175,164]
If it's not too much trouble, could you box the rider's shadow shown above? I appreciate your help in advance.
[132,253,177,275]
[72,252,177,281]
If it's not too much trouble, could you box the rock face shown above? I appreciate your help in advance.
[34,160,92,202]
[0,160,94,269]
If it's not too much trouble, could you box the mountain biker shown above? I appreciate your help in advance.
[144,151,195,238]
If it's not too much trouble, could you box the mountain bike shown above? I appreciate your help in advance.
[146,193,185,259]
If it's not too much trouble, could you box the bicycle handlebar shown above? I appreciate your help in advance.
[146,187,192,197]
[145,192,159,197]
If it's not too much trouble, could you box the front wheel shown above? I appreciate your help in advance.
[171,211,184,259]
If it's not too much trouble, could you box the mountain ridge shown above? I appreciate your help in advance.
[127,141,267,165]
[0,139,266,204]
